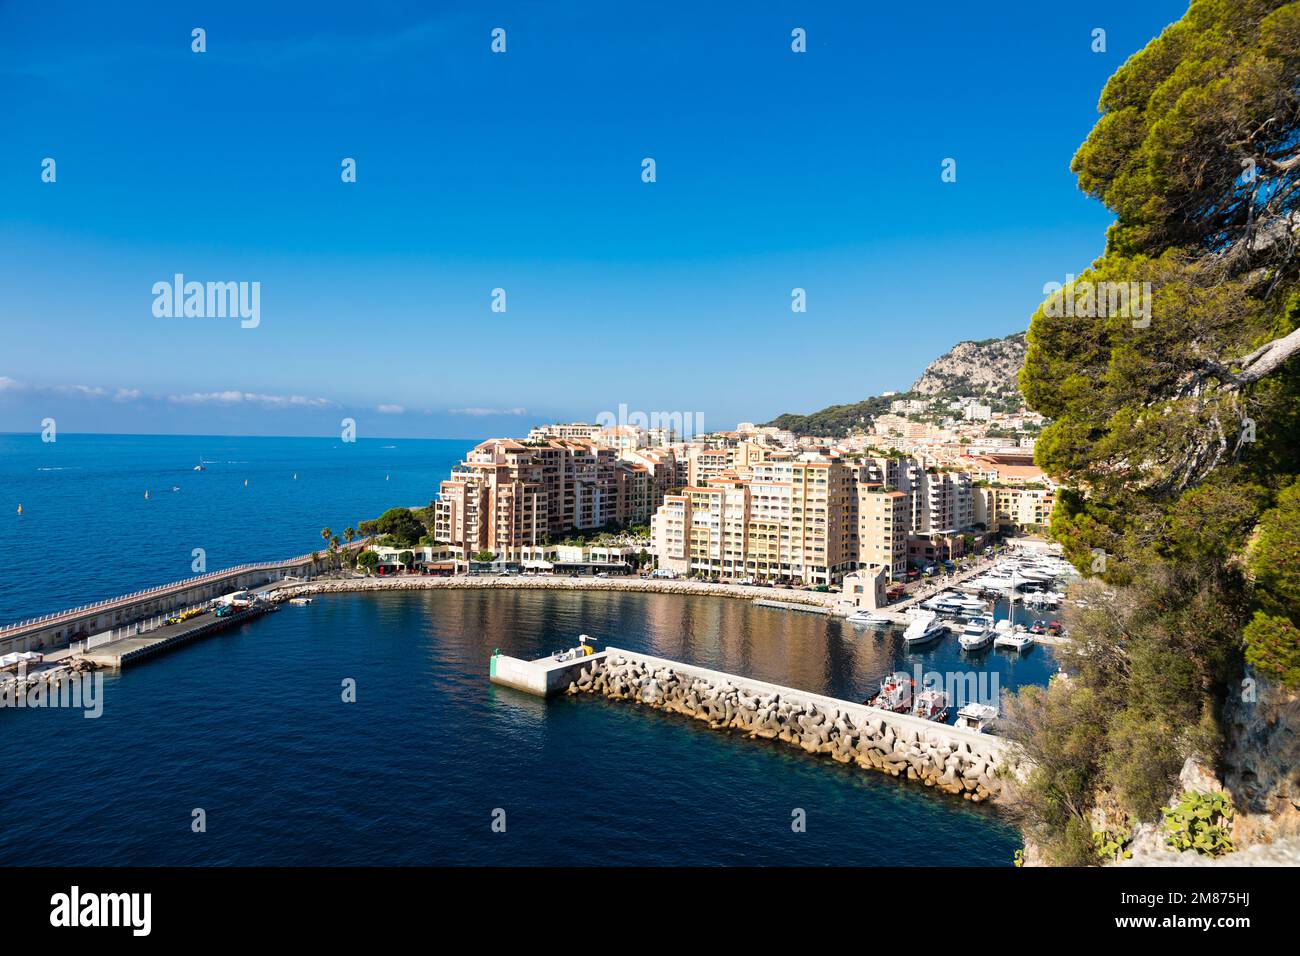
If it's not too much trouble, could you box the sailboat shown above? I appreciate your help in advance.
[16,504,21,515]
[144,490,150,500]
[993,566,1034,651]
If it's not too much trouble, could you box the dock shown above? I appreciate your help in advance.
[77,604,276,668]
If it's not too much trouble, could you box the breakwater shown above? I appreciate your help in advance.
[271,574,839,611]
[564,647,1022,803]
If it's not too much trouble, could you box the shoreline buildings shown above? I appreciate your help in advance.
[429,408,1055,584]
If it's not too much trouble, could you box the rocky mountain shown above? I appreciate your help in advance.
[766,330,1027,437]
[909,332,1028,397]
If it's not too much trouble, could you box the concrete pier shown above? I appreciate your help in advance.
[490,649,608,697]
[77,604,276,668]
[0,543,365,655]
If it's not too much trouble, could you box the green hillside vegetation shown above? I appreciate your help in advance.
[1007,0,1300,865]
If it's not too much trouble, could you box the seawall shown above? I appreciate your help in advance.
[269,575,840,611]
[565,646,1023,803]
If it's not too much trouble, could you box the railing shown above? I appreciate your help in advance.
[0,539,370,635]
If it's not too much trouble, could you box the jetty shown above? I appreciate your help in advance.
[76,603,277,668]
[0,542,365,656]
[490,646,1022,802]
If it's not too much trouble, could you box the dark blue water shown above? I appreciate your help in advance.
[0,432,470,623]
[0,434,1041,865]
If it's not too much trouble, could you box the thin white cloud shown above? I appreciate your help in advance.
[449,407,528,417]
[376,404,405,414]
[168,391,336,409]
[0,377,141,402]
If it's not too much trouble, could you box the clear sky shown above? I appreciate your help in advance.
[0,1,1188,439]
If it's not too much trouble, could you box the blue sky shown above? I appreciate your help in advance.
[0,1,1188,439]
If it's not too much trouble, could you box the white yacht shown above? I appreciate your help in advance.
[993,621,1034,651]
[847,609,890,627]
[902,610,946,646]
[958,614,993,651]
[955,702,999,733]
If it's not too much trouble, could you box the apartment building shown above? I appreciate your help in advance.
[434,437,673,559]
[650,458,857,585]
[649,450,979,584]
[854,484,909,582]
[973,485,1056,532]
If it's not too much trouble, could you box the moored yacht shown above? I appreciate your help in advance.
[993,619,1034,651]
[902,610,946,646]
[958,614,993,651]
[955,702,999,733]
[847,609,890,627]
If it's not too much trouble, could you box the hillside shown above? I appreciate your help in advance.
[765,331,1026,437]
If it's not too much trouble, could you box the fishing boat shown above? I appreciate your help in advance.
[912,687,949,722]
[902,610,945,646]
[958,615,994,651]
[867,671,914,712]
[193,462,205,471]
[954,703,999,733]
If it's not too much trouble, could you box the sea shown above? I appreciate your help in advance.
[0,433,1048,866]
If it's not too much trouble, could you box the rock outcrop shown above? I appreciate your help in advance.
[910,331,1026,397]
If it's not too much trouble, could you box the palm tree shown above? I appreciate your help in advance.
[343,526,356,545]
[320,527,332,548]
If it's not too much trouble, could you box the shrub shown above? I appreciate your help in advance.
[1162,791,1235,858]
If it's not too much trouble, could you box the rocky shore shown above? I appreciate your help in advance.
[570,650,1019,803]
[271,574,840,612]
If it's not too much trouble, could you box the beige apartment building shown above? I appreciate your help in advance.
[855,484,909,582]
[434,437,676,559]
[650,458,857,585]
[973,484,1056,532]
[649,451,980,584]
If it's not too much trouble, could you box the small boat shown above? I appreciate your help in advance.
[243,479,249,487]
[171,485,181,492]
[193,463,205,471]
[1028,620,1047,635]
[288,597,313,606]
[993,621,1034,651]
[293,473,298,480]
[912,687,949,722]
[15,504,21,515]
[867,671,914,712]
[955,703,999,733]
[847,609,890,627]
[958,615,993,651]
[902,610,945,646]
[143,490,150,500]
[1046,621,1064,637]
